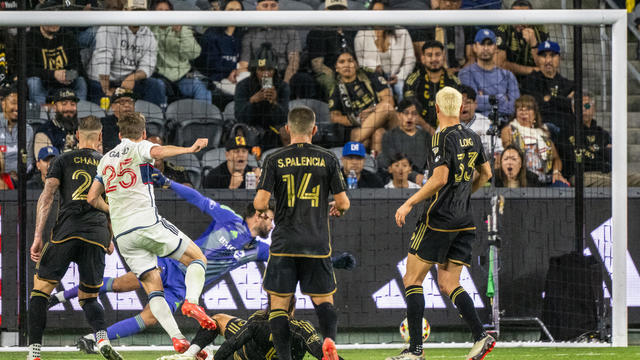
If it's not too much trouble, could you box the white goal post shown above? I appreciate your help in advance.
[0,8,628,346]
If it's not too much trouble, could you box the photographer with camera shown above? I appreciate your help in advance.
[26,24,87,105]
[234,43,290,150]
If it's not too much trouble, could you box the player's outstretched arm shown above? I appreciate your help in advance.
[31,178,60,262]
[395,165,449,227]
[87,180,109,213]
[472,161,493,193]
[149,138,208,160]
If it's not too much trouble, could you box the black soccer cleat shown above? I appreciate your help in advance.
[76,336,98,354]
[47,294,61,309]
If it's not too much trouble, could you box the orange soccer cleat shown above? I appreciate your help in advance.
[172,337,190,354]
[322,338,339,360]
[181,300,217,330]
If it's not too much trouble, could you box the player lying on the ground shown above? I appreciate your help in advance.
[54,172,356,352]
[157,297,346,360]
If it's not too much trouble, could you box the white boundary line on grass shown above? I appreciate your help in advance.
[0,342,613,352]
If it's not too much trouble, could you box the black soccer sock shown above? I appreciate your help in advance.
[449,286,485,341]
[28,290,50,346]
[405,285,425,355]
[192,325,219,349]
[313,302,338,340]
[80,297,107,332]
[269,309,292,360]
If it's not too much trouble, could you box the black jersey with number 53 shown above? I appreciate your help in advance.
[258,143,347,257]
[46,148,110,248]
[421,124,488,231]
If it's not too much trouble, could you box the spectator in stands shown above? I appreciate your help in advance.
[196,0,244,109]
[329,49,397,153]
[384,152,421,189]
[202,135,260,189]
[34,88,79,156]
[495,144,542,188]
[495,0,548,81]
[459,84,502,160]
[88,0,166,106]
[0,151,13,190]
[147,135,194,187]
[0,28,16,87]
[409,0,474,72]
[501,95,569,187]
[306,0,356,100]
[235,43,289,150]
[377,99,429,185]
[403,40,460,133]
[238,0,301,85]
[0,83,33,179]
[151,0,211,103]
[27,145,59,190]
[101,87,136,153]
[354,0,415,101]
[459,28,519,122]
[26,24,87,105]
[341,141,384,188]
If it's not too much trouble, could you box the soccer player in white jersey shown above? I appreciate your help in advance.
[87,112,215,353]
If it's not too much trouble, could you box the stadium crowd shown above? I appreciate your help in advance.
[0,0,618,190]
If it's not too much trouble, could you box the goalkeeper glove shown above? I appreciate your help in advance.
[151,168,172,189]
[331,252,356,271]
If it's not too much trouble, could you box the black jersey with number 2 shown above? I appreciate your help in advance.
[258,143,347,257]
[422,124,487,231]
[46,148,110,248]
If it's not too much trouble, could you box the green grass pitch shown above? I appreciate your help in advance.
[3,347,640,360]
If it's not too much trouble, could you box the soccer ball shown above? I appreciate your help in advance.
[399,317,430,343]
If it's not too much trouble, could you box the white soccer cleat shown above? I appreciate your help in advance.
[384,348,424,360]
[156,354,196,360]
[466,334,496,360]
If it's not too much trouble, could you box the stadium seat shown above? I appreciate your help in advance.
[167,153,202,189]
[201,148,227,170]
[165,99,224,152]
[77,100,106,119]
[136,100,166,138]
[26,103,50,132]
[223,101,235,123]
[289,98,330,123]
[330,146,376,173]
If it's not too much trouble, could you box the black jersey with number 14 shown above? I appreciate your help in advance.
[46,148,110,249]
[422,124,487,231]
[258,143,346,257]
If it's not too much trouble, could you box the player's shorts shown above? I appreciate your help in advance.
[408,221,475,266]
[224,317,247,339]
[158,257,187,313]
[36,239,105,292]
[263,255,336,296]
[116,218,191,279]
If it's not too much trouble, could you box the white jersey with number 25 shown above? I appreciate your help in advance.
[96,138,160,238]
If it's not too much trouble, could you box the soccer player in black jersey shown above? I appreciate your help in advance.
[253,106,350,360]
[28,116,122,360]
[391,87,494,360]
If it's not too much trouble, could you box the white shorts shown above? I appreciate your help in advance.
[116,218,191,278]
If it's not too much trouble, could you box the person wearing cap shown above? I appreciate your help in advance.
[202,135,260,189]
[27,145,60,190]
[458,28,519,121]
[88,3,166,107]
[305,0,356,100]
[235,43,290,150]
[341,141,384,188]
[0,83,34,179]
[495,0,549,81]
[150,0,212,103]
[34,87,80,157]
[100,87,137,154]
[237,0,301,84]
[26,23,87,105]
[377,99,430,186]
[403,40,461,133]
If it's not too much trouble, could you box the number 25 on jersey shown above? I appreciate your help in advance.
[104,158,138,193]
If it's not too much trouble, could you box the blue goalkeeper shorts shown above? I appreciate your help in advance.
[159,257,187,313]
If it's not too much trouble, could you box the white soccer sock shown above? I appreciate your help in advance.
[184,260,206,304]
[28,343,41,360]
[84,333,96,342]
[149,295,183,339]
[184,344,201,356]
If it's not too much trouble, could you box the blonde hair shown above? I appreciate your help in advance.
[288,107,316,135]
[435,86,463,117]
[118,112,146,140]
[78,115,103,141]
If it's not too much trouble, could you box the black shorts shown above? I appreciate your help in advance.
[224,317,247,339]
[263,256,336,297]
[408,221,475,266]
[36,239,106,292]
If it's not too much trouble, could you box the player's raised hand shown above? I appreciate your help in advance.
[190,138,208,153]
[395,202,413,227]
[30,238,43,262]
